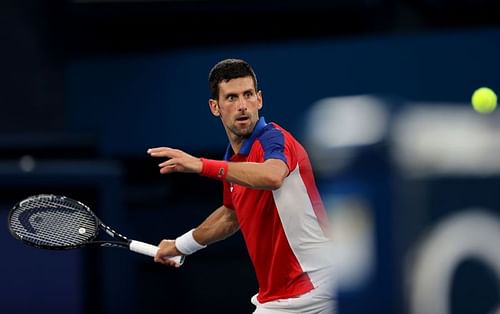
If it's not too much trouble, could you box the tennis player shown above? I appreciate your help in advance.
[148,58,335,313]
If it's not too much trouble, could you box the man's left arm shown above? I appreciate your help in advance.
[226,159,289,190]
[148,147,289,190]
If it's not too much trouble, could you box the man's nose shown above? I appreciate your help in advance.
[238,98,247,111]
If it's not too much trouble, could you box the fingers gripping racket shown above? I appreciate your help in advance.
[8,194,184,266]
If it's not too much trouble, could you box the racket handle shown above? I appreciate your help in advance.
[129,240,185,266]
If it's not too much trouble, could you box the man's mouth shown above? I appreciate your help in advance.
[236,116,249,122]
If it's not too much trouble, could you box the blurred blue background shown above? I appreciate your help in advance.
[1,0,500,313]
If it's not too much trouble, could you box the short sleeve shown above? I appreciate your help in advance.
[258,125,297,171]
[259,127,288,164]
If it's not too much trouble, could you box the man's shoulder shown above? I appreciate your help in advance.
[257,122,284,139]
[255,122,300,148]
[263,122,297,140]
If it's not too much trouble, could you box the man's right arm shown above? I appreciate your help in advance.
[192,205,240,246]
[154,205,239,266]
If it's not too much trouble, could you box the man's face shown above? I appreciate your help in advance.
[209,76,262,139]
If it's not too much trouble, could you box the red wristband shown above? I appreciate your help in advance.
[200,158,228,180]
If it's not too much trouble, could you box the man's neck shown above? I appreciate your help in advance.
[229,135,245,155]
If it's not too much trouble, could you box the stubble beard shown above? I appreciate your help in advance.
[228,119,256,139]
[229,125,251,138]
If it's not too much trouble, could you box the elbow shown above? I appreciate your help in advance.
[225,211,240,236]
[229,220,240,234]
[266,175,285,190]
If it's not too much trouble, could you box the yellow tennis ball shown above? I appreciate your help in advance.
[471,87,497,114]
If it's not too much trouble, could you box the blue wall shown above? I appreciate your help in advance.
[66,28,500,156]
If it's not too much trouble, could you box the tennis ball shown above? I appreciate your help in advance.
[471,87,497,114]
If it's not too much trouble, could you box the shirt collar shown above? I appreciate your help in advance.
[224,116,268,160]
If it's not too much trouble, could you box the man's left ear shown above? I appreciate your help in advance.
[257,91,263,110]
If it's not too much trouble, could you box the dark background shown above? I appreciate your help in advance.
[1,0,500,313]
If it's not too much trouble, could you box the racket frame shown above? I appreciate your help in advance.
[8,194,185,265]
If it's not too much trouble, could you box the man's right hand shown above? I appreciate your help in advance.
[154,239,184,268]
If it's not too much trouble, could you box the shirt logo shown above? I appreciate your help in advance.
[229,183,234,192]
[217,167,225,178]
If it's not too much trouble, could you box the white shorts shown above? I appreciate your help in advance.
[251,284,335,314]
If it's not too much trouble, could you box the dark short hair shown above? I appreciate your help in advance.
[208,58,258,100]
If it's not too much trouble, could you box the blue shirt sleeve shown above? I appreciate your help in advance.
[258,127,288,165]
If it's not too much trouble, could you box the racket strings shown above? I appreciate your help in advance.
[9,196,98,248]
[13,211,96,246]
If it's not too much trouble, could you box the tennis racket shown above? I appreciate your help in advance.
[7,194,185,266]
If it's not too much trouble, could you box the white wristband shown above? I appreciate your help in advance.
[175,229,207,255]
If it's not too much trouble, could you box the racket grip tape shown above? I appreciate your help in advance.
[129,240,185,265]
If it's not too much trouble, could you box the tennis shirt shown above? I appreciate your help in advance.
[222,117,333,303]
